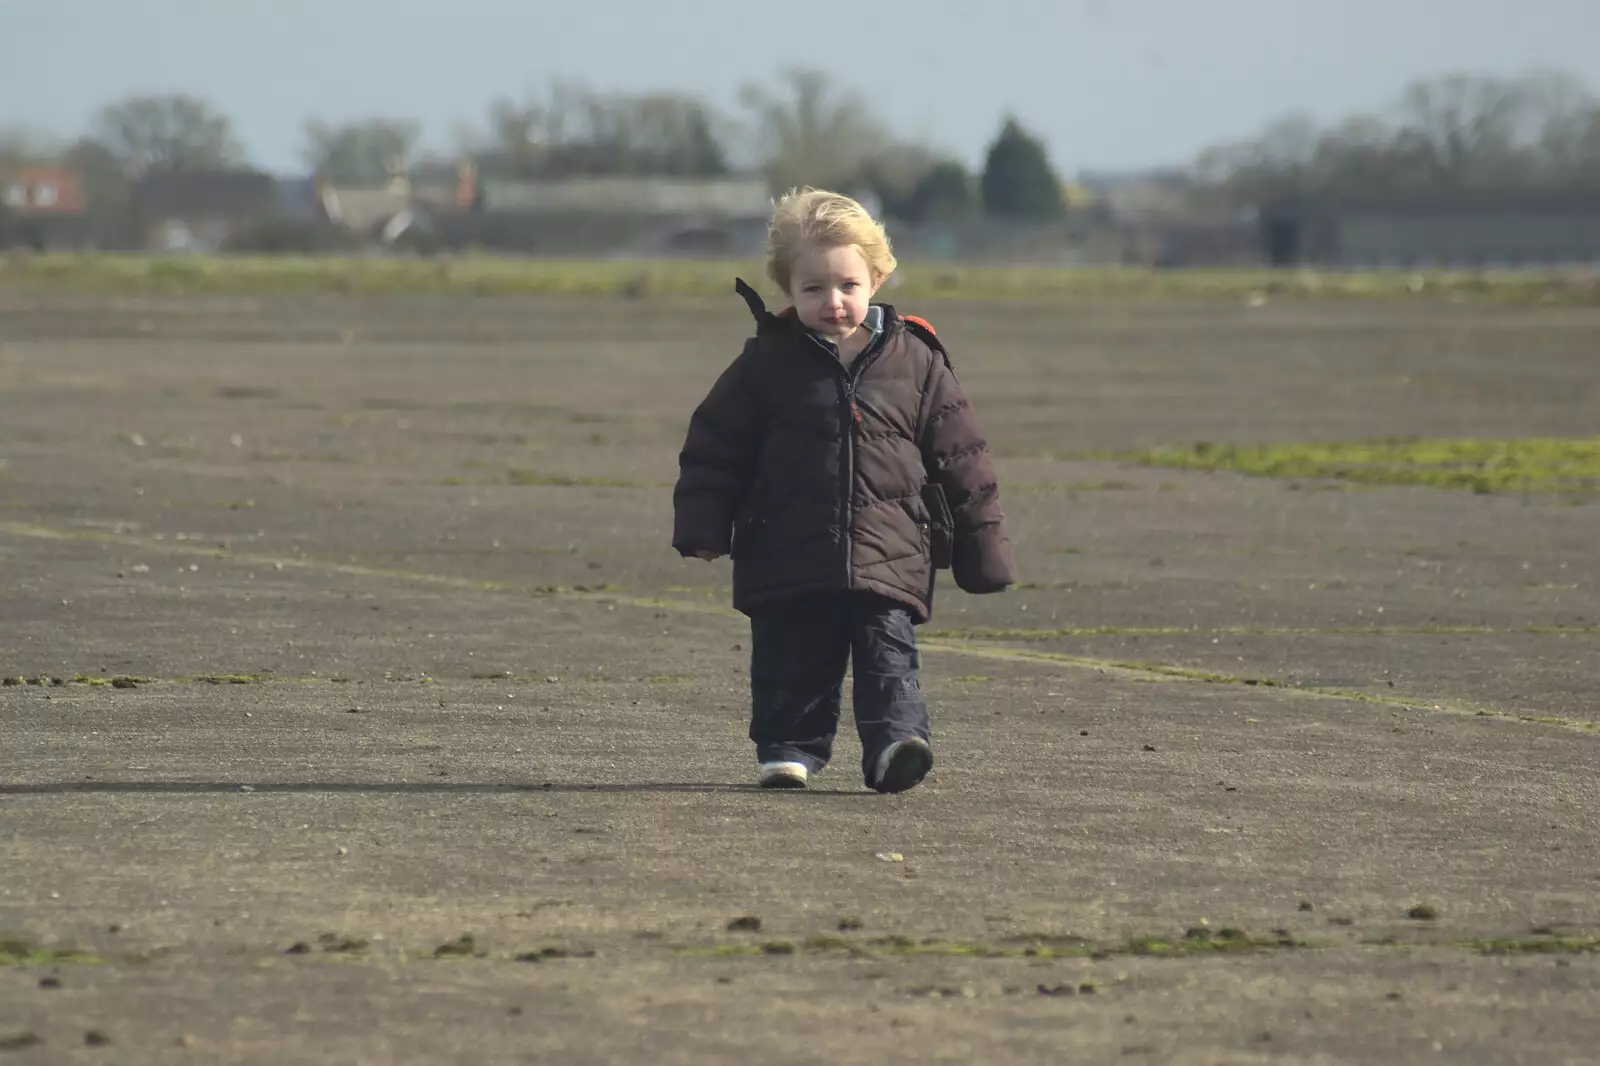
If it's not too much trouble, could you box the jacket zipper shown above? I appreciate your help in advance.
[840,339,887,589]
[806,327,889,591]
[843,378,857,587]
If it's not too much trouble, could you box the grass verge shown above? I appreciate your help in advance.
[3,254,1599,306]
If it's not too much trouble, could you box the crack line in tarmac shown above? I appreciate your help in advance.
[3,519,1595,734]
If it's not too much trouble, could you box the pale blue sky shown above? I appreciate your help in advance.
[7,0,1598,174]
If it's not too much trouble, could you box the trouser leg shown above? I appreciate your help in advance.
[849,594,930,783]
[748,596,852,773]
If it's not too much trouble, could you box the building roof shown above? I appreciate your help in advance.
[318,184,410,232]
[1264,191,1600,219]
[478,176,771,218]
[134,169,279,220]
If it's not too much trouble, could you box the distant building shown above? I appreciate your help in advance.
[885,217,1100,265]
[475,175,769,217]
[310,163,473,248]
[274,175,322,220]
[1,164,90,249]
[133,169,280,251]
[1261,198,1600,268]
[317,180,413,236]
[457,175,772,255]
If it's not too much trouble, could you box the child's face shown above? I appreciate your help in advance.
[787,244,878,341]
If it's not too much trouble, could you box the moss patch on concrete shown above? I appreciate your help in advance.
[1101,437,1600,497]
[924,624,1600,640]
[0,939,104,966]
[506,469,642,488]
[678,928,1313,960]
[1458,935,1600,955]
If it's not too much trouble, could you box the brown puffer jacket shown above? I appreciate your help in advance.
[672,280,1016,623]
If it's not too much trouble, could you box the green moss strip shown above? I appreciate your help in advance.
[506,469,641,488]
[0,940,104,966]
[1100,437,1600,496]
[1457,936,1600,955]
[677,929,1313,960]
[924,624,1600,640]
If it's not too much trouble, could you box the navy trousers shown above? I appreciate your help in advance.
[748,593,931,782]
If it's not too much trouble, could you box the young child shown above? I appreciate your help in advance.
[672,188,1016,793]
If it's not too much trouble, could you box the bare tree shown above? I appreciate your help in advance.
[737,68,886,192]
[0,127,60,168]
[1526,71,1600,185]
[1193,71,1600,208]
[1193,113,1321,205]
[856,139,943,218]
[65,138,138,244]
[1542,106,1600,184]
[478,97,543,175]
[472,82,728,178]
[620,93,729,176]
[91,93,243,174]
[1304,115,1404,195]
[302,118,422,183]
[1388,73,1535,188]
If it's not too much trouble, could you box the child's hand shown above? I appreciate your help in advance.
[693,550,724,562]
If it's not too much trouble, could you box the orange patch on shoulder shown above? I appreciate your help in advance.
[902,314,936,334]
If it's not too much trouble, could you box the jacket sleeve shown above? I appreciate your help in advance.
[672,343,762,557]
[918,353,1017,594]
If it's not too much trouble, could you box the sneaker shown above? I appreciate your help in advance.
[758,761,809,789]
[872,738,933,794]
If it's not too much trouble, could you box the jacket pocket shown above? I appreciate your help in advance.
[920,482,954,570]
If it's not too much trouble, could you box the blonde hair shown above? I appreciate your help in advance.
[764,187,897,295]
